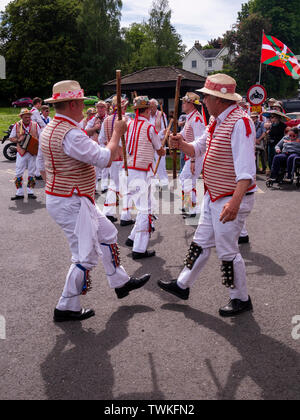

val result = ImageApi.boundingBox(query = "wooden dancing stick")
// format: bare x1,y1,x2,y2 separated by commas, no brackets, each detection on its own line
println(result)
172,74,182,179
153,119,173,177
116,70,128,177
159,101,167,130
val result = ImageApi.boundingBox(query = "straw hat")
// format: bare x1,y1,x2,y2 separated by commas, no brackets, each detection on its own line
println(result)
267,98,276,105
181,92,201,105
95,100,107,107
197,73,242,102
44,80,88,104
111,96,129,108
262,109,290,121
86,107,97,115
19,108,32,117
133,96,150,110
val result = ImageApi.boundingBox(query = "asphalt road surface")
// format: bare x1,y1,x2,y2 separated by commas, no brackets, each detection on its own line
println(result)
0,145,299,401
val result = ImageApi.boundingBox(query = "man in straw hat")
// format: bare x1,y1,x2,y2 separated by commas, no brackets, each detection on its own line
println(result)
122,96,166,260
99,96,134,225
158,73,257,317
9,108,41,200
37,81,151,322
179,92,206,218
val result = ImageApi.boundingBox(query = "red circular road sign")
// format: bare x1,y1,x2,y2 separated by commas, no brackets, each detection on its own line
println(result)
247,84,267,106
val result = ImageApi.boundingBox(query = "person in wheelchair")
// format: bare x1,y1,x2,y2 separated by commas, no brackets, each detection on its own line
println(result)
269,127,300,183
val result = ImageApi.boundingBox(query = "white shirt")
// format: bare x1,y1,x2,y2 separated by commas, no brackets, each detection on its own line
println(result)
10,120,41,139
31,107,46,129
37,113,111,172
149,111,168,139
192,105,256,184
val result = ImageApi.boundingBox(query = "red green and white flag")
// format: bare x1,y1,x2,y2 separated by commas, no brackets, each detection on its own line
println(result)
261,33,300,79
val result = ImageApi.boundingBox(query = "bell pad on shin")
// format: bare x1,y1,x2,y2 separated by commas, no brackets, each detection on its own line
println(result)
184,242,203,270
221,260,235,289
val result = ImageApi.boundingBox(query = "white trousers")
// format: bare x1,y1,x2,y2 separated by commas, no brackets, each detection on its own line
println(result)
15,153,36,195
177,192,255,301
179,157,204,214
46,194,129,312
153,151,169,187
121,170,155,253
103,161,123,217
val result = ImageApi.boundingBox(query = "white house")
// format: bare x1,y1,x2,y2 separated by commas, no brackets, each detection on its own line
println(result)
183,41,229,77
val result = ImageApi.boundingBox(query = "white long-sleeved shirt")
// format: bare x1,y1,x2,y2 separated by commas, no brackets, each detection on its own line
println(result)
37,114,111,172
31,107,46,129
192,105,256,184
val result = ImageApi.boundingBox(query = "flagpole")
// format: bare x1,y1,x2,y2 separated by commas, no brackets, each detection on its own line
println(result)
258,29,264,84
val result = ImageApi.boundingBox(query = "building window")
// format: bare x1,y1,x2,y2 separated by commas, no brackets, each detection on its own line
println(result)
192,60,197,68
208,60,213,68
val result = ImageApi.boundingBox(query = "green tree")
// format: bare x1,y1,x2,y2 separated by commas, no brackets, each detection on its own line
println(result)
223,0,299,97
77,0,124,93
121,0,185,74
0,0,82,101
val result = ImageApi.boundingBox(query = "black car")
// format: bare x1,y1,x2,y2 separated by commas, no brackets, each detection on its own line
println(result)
282,99,300,113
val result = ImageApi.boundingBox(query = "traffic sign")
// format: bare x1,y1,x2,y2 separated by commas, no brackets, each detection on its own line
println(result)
247,84,267,106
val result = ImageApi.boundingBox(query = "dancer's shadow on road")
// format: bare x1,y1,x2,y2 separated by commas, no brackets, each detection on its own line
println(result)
41,305,164,400
161,303,300,400
9,197,45,215
240,244,286,277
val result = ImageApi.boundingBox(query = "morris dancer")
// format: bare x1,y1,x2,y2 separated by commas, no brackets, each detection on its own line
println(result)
99,96,134,225
37,80,150,322
10,108,41,200
149,99,169,189
122,96,165,260
158,74,256,317
86,101,108,194
179,92,206,218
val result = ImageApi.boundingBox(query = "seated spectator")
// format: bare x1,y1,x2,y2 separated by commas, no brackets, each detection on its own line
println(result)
251,112,266,173
270,127,300,182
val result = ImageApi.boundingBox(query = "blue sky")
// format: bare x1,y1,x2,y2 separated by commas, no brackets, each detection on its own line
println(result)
0,0,245,50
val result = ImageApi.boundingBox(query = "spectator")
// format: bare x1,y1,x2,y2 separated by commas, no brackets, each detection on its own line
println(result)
251,112,266,174
263,110,288,170
270,127,300,182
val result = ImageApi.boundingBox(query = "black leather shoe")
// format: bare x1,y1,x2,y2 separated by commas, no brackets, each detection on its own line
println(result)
132,250,156,260
28,194,37,200
120,220,135,227
107,215,118,223
238,235,249,244
11,195,24,201
219,296,253,317
183,213,196,219
125,238,134,247
157,279,190,300
115,274,151,299
53,308,95,322
101,189,108,194
35,176,43,181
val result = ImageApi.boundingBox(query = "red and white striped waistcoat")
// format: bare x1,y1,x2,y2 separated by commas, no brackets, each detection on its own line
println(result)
183,110,203,161
15,120,39,157
125,118,155,172
41,117,96,203
103,113,122,162
203,106,255,202
183,110,203,143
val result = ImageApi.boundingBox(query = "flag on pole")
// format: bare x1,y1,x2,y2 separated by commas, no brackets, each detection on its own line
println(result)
261,33,300,79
